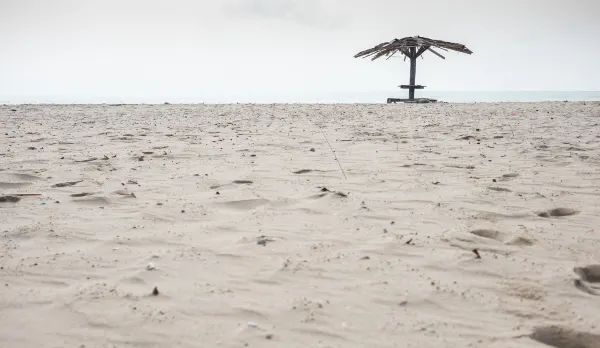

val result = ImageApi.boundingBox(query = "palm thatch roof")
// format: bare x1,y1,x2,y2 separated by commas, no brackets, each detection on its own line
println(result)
354,36,472,61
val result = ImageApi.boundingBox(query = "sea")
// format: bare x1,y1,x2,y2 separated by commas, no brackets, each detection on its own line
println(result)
1,91,600,104
295,90,600,104
396,91,600,104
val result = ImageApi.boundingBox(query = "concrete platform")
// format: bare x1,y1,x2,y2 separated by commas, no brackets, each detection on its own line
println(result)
387,98,438,104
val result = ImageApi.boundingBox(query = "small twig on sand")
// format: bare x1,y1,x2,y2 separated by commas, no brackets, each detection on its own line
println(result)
472,248,482,259
319,128,347,179
304,112,347,179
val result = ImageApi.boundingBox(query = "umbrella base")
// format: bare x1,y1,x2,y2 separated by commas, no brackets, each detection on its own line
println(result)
387,98,437,104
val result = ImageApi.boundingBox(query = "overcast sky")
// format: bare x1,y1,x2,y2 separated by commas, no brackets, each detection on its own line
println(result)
1,0,599,103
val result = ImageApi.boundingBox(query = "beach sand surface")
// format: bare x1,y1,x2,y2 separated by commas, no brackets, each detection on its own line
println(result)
1,102,600,347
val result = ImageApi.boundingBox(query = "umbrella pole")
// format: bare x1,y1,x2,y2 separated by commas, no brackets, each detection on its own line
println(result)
409,55,417,100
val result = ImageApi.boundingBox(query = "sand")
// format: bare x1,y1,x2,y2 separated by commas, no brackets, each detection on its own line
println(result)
1,102,600,348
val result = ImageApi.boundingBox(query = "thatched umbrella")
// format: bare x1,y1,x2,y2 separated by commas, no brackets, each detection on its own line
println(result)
354,36,472,102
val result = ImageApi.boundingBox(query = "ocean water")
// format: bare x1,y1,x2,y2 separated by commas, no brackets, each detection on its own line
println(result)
412,91,600,103
1,91,599,104
306,90,600,104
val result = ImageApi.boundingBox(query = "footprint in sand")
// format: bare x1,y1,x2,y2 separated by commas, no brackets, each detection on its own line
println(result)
72,196,110,205
52,180,83,188
488,186,512,192
0,182,31,189
469,229,534,246
573,265,600,296
470,229,507,242
219,199,269,211
500,173,519,181
529,326,600,348
6,173,43,181
507,236,535,246
0,172,42,189
574,279,599,296
538,208,579,218
574,265,600,283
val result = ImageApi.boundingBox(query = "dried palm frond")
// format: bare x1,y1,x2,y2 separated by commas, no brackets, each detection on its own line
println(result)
354,36,472,61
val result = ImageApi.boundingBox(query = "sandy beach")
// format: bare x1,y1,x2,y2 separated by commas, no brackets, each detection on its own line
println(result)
1,102,600,347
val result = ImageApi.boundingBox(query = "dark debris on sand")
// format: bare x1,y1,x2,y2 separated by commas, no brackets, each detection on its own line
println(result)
318,187,348,198
0,195,21,203
70,192,92,197
52,180,83,188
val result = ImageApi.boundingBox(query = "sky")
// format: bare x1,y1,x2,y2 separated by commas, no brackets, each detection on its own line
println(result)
1,0,599,103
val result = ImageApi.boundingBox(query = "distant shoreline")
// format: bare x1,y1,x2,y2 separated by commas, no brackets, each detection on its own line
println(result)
1,91,600,105
2,101,600,107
